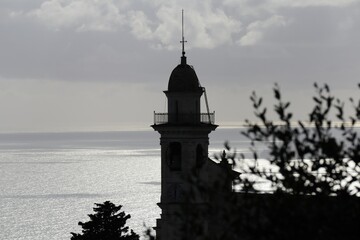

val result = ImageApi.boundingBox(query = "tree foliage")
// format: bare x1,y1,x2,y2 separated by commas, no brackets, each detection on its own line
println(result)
70,201,139,240
240,83,360,196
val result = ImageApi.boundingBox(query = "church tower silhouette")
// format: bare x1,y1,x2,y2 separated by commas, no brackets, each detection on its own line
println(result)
152,10,217,240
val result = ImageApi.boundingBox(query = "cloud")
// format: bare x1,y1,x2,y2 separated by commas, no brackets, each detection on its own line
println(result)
188,8,242,49
29,0,126,32
238,15,288,46
129,3,242,50
22,0,242,49
223,0,359,13
128,11,153,40
6,0,360,50
274,0,359,8
18,0,360,49
150,5,180,49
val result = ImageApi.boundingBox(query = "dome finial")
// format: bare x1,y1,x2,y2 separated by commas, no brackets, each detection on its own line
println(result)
180,9,187,65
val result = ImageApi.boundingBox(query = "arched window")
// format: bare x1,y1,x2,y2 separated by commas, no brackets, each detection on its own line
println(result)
196,144,205,168
167,142,182,171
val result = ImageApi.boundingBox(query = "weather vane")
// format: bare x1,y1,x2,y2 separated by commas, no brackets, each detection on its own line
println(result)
180,9,187,57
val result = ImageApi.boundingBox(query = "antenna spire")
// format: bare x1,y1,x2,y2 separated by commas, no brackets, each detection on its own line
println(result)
180,9,187,65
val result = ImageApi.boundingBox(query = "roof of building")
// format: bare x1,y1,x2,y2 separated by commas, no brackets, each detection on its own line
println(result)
168,56,202,92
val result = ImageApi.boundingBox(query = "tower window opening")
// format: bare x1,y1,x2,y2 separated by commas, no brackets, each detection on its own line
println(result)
196,144,205,168
167,142,182,171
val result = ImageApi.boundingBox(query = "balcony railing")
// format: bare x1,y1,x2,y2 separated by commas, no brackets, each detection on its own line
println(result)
154,112,215,125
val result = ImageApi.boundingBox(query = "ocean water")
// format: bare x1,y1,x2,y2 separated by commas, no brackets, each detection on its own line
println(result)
0,128,249,240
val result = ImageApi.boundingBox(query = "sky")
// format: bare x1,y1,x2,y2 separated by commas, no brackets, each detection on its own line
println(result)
0,0,360,133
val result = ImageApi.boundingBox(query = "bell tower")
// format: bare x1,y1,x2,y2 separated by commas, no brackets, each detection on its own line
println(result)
152,10,217,240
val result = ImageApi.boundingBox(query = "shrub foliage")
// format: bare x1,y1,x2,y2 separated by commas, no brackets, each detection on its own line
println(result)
71,201,139,240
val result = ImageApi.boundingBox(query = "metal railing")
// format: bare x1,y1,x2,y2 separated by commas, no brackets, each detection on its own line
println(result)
154,112,215,125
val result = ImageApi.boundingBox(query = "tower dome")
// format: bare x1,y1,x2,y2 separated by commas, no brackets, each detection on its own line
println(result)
168,58,202,92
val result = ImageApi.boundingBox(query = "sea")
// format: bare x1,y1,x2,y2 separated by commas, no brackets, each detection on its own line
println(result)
0,128,250,240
